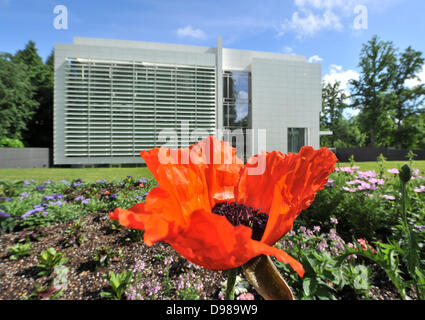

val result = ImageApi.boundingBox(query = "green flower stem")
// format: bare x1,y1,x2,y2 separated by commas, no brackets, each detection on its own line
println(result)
225,268,238,300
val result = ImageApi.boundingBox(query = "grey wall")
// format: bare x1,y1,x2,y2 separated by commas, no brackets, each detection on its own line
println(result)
251,58,321,153
0,148,50,168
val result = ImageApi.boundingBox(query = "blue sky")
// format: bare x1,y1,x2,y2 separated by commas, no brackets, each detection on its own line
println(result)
1,0,425,90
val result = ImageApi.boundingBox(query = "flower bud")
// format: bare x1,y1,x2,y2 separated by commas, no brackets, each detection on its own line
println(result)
399,164,412,183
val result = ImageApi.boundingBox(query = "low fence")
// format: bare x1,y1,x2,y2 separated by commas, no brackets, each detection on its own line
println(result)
335,147,425,162
0,148,50,169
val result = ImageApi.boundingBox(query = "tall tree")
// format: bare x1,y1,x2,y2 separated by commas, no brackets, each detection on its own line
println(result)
350,35,397,147
0,53,39,140
13,42,54,148
321,81,348,130
321,81,366,147
387,46,425,148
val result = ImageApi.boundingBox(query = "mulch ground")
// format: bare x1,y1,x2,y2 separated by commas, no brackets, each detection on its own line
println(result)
0,210,226,300
0,209,405,300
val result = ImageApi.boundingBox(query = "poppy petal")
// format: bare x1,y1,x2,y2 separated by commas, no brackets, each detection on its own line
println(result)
158,208,304,276
237,147,337,245
189,136,244,206
141,136,243,211
141,147,211,217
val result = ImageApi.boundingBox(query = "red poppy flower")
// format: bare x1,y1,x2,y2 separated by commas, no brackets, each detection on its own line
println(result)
357,238,377,254
109,136,337,277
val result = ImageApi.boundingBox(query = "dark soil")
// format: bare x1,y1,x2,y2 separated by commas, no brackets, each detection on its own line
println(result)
0,209,407,300
0,210,226,300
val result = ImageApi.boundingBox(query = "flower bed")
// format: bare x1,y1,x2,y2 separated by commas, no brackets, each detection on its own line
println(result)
0,160,424,300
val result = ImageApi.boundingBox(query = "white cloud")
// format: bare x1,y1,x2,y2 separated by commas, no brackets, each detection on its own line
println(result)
282,46,294,54
308,55,324,63
405,66,425,88
278,9,343,38
278,0,400,38
176,25,207,40
323,64,360,95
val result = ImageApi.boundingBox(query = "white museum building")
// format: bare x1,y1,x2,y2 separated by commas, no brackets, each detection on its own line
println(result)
54,37,322,165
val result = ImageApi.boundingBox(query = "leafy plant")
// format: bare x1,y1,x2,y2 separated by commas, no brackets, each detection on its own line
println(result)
62,218,87,247
22,283,62,300
7,242,32,260
93,246,122,267
37,248,69,276
100,270,133,300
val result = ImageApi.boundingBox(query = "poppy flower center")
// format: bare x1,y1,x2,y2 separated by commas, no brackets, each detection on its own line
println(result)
211,202,268,241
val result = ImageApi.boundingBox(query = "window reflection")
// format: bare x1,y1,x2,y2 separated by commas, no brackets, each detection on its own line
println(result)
288,128,306,153
223,71,250,129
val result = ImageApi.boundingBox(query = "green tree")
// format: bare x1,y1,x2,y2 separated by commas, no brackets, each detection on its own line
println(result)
350,35,397,147
387,46,425,148
0,53,39,141
13,42,54,148
320,81,366,148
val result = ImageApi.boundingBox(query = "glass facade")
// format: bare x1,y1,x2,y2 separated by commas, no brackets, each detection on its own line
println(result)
222,71,251,160
288,128,307,153
223,71,250,129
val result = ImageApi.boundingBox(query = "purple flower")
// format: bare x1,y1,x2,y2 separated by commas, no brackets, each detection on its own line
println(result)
42,195,55,201
387,168,399,175
54,194,64,199
317,239,328,252
24,180,31,185
0,212,11,218
164,256,174,265
325,179,335,187
0,197,13,201
21,207,44,219
135,195,143,200
19,192,30,200
74,196,85,201
81,198,90,204
313,226,321,233
49,200,64,207
133,260,146,273
36,185,46,191
96,179,107,184
61,179,68,184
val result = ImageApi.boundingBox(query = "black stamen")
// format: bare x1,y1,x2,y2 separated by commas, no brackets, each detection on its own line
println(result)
211,202,268,241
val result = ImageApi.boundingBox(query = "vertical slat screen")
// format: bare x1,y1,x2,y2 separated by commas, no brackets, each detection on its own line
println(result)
64,58,216,158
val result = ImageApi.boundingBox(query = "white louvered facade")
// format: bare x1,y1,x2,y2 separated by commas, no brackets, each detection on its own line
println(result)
64,58,216,158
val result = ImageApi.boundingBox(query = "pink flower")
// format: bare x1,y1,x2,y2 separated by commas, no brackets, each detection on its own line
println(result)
237,292,255,300
387,168,399,175
382,195,395,201
343,187,357,193
330,217,338,225
414,185,425,193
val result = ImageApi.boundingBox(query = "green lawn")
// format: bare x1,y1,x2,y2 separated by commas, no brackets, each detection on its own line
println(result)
0,167,154,183
338,160,425,173
0,160,424,183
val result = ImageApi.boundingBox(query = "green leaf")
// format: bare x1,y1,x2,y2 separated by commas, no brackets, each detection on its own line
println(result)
303,278,311,296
